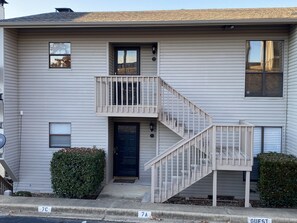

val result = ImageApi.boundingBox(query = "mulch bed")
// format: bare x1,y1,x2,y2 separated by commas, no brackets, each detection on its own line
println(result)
165,196,261,207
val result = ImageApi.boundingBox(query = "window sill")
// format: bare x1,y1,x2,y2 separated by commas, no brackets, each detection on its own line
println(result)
243,96,285,101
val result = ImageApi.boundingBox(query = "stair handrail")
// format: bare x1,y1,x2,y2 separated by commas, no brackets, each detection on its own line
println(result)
145,122,254,171
144,125,213,170
159,78,213,124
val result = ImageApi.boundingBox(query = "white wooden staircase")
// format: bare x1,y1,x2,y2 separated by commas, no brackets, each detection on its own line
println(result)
96,76,254,207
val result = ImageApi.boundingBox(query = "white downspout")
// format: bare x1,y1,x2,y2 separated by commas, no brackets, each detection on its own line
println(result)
0,3,6,138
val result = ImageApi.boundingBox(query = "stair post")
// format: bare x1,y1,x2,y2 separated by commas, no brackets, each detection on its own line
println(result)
245,171,250,208
156,77,161,114
212,126,217,206
151,163,156,203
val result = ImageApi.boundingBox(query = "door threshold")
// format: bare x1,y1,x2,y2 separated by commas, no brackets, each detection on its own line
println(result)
113,177,138,184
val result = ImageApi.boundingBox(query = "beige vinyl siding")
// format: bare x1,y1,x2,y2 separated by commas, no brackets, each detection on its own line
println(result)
3,29,20,180
287,25,297,156
140,45,158,76
16,29,109,192
159,26,288,127
157,26,288,199
14,26,289,195
158,122,182,155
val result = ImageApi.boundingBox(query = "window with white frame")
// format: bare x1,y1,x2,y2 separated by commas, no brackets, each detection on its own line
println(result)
49,42,71,68
248,127,282,181
49,123,71,148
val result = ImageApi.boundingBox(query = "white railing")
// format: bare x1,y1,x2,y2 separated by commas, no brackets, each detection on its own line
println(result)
214,124,254,169
95,76,212,128
146,126,213,203
159,79,212,138
144,123,253,203
96,76,159,116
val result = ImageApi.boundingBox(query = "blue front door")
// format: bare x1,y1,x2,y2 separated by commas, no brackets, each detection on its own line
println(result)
114,123,140,177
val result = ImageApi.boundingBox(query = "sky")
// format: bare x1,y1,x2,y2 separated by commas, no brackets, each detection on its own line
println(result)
4,0,297,19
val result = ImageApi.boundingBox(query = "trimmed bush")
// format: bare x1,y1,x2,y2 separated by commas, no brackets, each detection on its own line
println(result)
258,152,297,207
50,147,105,198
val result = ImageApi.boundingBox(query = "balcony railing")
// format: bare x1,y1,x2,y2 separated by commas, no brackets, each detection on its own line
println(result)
96,76,159,117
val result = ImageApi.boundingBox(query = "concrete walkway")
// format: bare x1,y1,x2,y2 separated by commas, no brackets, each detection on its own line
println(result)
0,195,296,223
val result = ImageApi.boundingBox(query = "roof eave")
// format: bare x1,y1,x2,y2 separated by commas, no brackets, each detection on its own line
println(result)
0,19,297,28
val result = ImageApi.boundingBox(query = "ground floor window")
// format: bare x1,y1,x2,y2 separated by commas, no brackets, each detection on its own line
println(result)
247,127,282,181
49,122,71,148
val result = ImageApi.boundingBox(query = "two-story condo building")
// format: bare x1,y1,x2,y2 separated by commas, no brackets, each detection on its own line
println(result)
1,4,297,207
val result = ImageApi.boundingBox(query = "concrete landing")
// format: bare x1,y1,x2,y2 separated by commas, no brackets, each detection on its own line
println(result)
98,181,150,201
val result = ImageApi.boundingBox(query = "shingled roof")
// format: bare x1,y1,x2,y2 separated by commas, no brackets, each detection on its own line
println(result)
1,7,297,27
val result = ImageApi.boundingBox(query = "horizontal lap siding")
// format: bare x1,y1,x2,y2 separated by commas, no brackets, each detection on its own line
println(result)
287,25,297,156
159,27,288,127
3,29,20,180
16,28,160,192
158,26,289,199
17,29,109,192
141,45,157,76
14,26,290,195
158,123,182,155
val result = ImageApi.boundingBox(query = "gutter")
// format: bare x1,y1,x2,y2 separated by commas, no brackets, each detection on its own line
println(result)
0,18,297,28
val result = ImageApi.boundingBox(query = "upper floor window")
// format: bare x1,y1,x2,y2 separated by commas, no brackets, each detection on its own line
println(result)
49,122,71,148
245,41,283,97
49,42,71,68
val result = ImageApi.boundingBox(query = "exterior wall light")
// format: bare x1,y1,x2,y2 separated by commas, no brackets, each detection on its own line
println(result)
150,122,155,132
152,45,157,55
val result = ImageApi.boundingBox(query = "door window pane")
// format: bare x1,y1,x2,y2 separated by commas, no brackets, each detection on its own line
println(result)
116,50,125,75
126,50,137,75
246,41,263,72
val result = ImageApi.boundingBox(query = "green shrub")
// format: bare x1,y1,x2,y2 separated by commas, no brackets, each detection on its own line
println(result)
50,147,105,198
14,191,32,197
258,152,297,208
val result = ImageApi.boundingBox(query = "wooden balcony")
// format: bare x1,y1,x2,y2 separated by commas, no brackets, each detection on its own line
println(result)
96,76,159,117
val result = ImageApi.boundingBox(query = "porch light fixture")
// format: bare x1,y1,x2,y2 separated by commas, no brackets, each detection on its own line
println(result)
152,45,157,55
149,122,155,132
